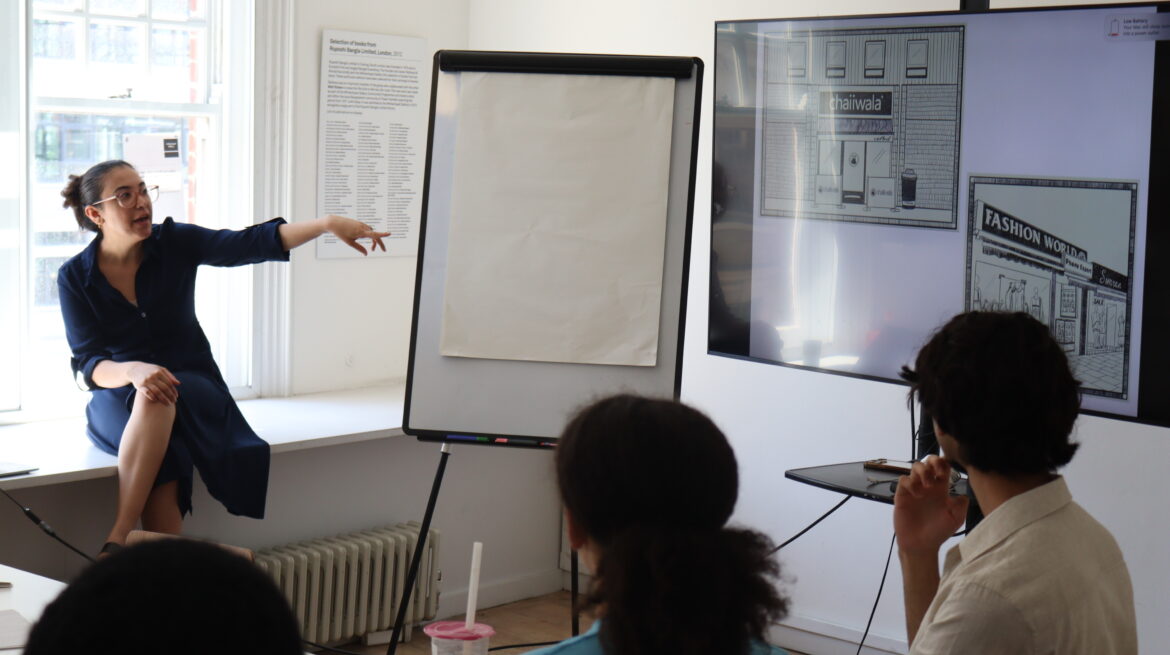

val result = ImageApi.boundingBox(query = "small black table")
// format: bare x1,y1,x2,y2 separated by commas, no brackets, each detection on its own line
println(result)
785,460,969,505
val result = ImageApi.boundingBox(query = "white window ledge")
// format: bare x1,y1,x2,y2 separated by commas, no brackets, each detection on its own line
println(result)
0,384,405,491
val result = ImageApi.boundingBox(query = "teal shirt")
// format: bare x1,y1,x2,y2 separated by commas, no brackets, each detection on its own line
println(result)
527,621,789,655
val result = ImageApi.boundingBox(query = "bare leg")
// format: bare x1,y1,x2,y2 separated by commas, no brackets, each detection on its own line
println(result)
141,480,183,535
105,393,176,546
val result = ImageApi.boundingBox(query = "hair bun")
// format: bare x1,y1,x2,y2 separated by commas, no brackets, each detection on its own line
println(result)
61,174,83,209
61,160,133,232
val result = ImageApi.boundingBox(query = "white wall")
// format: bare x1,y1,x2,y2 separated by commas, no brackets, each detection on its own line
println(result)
280,0,566,613
288,0,465,395
277,0,567,614
183,437,564,619
468,1,1170,653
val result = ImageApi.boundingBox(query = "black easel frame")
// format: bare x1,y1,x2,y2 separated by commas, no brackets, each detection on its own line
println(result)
385,444,451,655
402,50,701,448
390,50,702,652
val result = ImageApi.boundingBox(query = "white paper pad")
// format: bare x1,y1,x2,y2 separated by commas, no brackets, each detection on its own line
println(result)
440,71,675,366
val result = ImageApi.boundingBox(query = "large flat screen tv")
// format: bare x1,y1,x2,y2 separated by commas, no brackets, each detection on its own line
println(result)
711,3,1170,427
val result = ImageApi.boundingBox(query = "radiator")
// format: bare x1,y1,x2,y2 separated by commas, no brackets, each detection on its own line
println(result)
254,521,441,646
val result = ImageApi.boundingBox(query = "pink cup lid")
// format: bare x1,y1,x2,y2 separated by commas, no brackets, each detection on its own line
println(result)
423,621,496,641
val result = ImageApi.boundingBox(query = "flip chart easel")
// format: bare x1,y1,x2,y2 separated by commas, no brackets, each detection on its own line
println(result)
387,50,702,653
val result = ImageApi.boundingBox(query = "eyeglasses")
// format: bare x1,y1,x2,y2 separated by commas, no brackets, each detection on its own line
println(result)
90,184,159,209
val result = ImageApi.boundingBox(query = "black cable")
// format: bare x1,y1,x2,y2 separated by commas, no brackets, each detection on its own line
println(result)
910,387,918,461
0,486,96,564
770,495,850,554
855,533,896,655
488,641,559,651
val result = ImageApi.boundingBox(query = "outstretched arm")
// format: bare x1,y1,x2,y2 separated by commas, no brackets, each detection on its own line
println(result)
278,215,391,255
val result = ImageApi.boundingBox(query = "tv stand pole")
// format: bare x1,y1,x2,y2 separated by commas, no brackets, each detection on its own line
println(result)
960,0,990,10
386,443,452,655
570,550,580,635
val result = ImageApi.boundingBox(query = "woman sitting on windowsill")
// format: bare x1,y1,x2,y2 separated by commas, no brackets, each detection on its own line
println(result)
57,159,389,556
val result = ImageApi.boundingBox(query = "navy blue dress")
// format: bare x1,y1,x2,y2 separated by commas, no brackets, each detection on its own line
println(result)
57,217,289,519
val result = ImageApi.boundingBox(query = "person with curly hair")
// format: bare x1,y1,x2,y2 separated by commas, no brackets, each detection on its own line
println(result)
530,394,790,655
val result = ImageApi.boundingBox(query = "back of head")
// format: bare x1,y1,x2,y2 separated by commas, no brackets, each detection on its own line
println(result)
902,311,1081,475
25,539,303,655
556,394,788,655
60,159,134,232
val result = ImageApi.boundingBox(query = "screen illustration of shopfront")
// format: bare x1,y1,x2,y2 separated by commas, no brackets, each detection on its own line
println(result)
966,176,1138,398
760,25,963,228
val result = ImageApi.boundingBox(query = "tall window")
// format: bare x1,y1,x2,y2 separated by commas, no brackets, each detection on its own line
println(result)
2,0,255,418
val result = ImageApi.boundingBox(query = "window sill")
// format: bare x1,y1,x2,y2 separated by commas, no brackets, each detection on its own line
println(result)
0,384,406,491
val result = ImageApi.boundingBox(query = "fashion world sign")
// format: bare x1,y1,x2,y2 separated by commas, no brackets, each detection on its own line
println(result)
979,202,1089,261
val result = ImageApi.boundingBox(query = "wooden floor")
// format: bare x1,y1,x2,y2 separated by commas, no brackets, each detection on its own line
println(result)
322,591,809,655
328,590,592,655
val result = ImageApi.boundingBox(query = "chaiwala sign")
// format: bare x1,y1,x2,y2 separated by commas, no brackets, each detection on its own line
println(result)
820,90,893,116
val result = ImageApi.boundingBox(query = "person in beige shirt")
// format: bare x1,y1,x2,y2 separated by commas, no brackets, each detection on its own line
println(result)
894,311,1137,655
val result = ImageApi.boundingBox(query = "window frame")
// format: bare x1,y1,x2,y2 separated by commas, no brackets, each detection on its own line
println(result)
1,0,293,423
0,1,30,416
